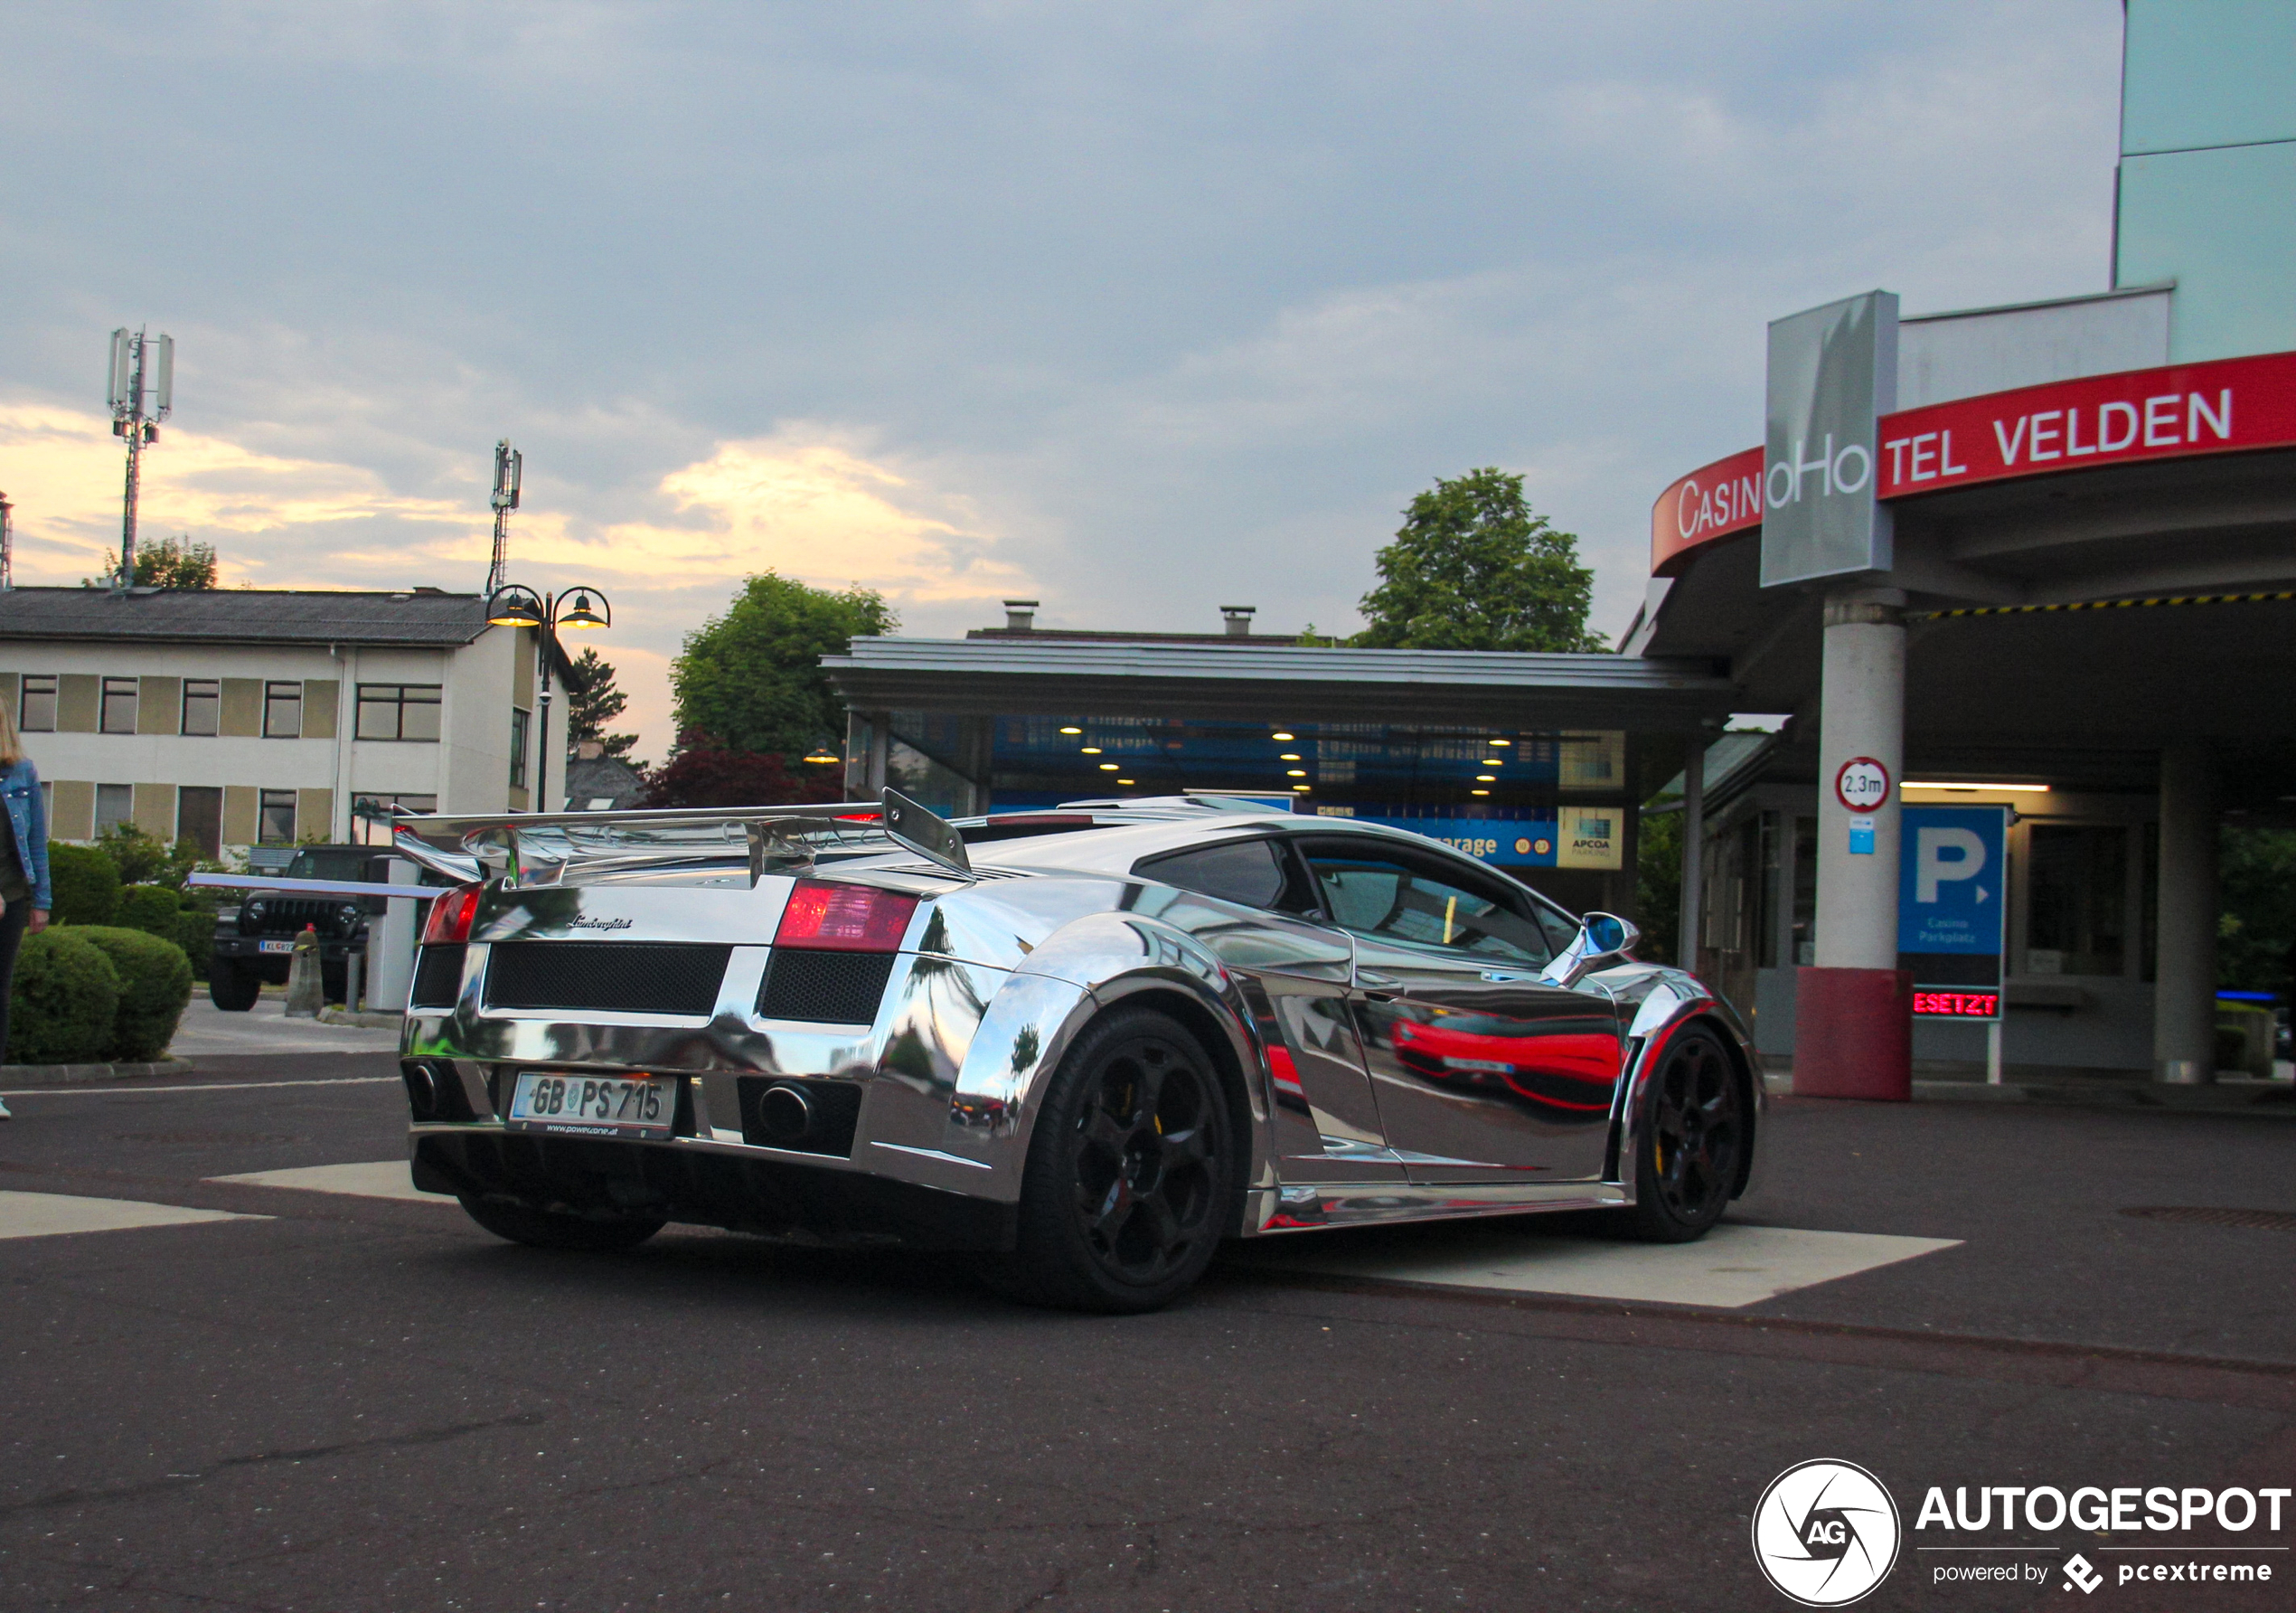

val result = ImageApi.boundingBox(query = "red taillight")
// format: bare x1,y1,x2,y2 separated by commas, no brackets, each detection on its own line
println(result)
423,885,482,945
774,880,917,952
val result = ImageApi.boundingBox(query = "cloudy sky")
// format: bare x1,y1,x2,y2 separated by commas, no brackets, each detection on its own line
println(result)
0,2,2125,758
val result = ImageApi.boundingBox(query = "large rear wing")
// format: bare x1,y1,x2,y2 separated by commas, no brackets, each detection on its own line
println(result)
389,788,974,887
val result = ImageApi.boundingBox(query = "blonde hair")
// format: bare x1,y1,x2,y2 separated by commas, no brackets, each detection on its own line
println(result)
0,698,21,768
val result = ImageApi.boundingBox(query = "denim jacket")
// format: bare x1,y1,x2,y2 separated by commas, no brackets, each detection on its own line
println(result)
0,758,52,911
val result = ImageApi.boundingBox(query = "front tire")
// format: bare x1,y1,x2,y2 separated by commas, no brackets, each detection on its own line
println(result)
459,1195,666,1252
987,1006,1234,1314
1623,1023,1746,1243
208,959,261,1012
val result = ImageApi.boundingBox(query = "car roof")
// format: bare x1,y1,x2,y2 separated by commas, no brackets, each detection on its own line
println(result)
965,803,1567,898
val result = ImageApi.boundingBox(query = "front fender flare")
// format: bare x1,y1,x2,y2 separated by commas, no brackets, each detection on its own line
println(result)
1608,968,1764,1202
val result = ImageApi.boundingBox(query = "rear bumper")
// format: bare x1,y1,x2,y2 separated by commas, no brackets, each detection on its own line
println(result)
412,1129,1015,1251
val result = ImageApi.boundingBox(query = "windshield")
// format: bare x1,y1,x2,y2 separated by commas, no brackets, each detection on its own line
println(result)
286,850,372,882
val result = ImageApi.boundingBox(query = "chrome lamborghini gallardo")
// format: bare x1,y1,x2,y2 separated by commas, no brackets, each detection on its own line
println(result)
394,792,1761,1313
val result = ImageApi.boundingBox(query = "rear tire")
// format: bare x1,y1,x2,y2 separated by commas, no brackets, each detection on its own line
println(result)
983,1006,1234,1314
459,1195,666,1252
1623,1023,1746,1243
208,960,261,1012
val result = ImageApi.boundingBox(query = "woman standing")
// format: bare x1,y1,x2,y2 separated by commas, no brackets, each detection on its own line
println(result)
0,701,51,1119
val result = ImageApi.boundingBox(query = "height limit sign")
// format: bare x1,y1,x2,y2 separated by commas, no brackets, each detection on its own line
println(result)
1835,757,1889,854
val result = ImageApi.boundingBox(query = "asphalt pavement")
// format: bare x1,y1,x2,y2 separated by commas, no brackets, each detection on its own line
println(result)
1,1061,2291,1612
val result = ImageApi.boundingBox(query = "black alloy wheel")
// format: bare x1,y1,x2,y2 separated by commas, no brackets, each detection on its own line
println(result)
991,1006,1233,1313
458,1195,666,1252
1624,1023,1745,1242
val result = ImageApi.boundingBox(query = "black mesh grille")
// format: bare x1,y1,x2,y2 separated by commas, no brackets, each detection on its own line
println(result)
409,945,466,1009
757,949,897,1023
244,897,351,937
484,942,729,1016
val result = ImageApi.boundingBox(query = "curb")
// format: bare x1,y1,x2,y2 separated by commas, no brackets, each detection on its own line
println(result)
0,1059,198,1088
1768,1072,2296,1116
316,1009,404,1029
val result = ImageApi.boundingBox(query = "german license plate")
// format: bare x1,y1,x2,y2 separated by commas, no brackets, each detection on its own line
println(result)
259,939,295,955
506,1071,677,1139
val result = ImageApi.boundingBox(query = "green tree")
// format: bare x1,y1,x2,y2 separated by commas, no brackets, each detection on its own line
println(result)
670,572,896,757
565,647,643,766
2218,825,2296,997
136,536,219,589
86,535,219,590
1633,806,1682,967
1353,468,1607,652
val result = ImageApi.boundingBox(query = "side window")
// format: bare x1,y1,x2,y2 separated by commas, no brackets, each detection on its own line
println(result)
1530,901,1582,956
1298,840,1552,966
1135,839,1292,910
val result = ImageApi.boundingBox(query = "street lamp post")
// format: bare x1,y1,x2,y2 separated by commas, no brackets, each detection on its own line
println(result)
485,583,612,814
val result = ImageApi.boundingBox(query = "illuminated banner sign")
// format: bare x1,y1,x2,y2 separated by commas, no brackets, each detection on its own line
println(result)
1332,814,1594,869
1761,289,1899,588
1898,805,2007,1021
1651,348,2296,580
1651,446,1764,576
1875,347,2296,498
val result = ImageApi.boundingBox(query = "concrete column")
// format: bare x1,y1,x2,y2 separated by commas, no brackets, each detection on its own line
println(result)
1794,587,1913,1099
865,713,890,797
2153,745,2219,1084
1678,737,1706,973
371,855,421,1010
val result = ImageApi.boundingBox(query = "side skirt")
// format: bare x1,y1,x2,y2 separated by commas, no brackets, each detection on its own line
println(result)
1239,1180,1630,1235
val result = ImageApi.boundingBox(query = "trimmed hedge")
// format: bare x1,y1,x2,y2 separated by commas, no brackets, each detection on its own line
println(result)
6,929,121,1064
47,843,120,926
69,926,194,1061
117,882,182,936
174,907,218,981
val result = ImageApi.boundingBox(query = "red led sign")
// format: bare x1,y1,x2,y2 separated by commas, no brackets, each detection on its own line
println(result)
1914,990,2000,1019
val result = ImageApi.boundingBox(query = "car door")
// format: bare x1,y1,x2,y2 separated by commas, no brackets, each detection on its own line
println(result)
1290,834,1624,1184
1131,836,1403,1184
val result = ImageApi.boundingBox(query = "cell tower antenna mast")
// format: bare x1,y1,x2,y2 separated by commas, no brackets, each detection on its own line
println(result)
107,326,174,588
485,439,522,595
0,490,14,592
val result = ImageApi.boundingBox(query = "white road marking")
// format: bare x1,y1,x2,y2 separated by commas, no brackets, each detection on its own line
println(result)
0,1190,266,1241
1247,1222,1961,1309
0,1077,400,1099
211,1161,450,1203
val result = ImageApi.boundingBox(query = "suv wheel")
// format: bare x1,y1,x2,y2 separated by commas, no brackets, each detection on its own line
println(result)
208,959,261,1012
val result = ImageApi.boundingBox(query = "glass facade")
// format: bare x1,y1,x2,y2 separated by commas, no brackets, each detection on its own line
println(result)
2114,1,2296,361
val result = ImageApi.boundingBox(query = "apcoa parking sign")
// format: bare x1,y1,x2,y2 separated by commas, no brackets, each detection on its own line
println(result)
1897,806,2007,1019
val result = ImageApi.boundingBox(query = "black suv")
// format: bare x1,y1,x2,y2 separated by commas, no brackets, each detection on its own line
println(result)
209,845,391,1011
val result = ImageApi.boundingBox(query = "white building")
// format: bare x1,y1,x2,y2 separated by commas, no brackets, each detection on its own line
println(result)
0,587,570,854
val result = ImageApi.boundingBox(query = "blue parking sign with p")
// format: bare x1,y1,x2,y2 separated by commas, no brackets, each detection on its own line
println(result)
1897,806,2007,1018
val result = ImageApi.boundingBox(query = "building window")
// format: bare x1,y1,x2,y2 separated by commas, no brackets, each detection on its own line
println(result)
259,789,298,844
509,707,531,789
96,783,134,835
355,684,443,741
351,792,439,846
2026,824,2128,977
263,682,303,739
182,679,221,736
100,677,139,734
177,786,223,859
19,675,56,733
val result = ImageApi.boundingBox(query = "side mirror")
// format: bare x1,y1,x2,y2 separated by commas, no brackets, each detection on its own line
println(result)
1539,910,1642,988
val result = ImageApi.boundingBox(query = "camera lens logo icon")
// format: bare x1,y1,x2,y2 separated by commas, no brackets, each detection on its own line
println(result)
1751,1459,1901,1607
